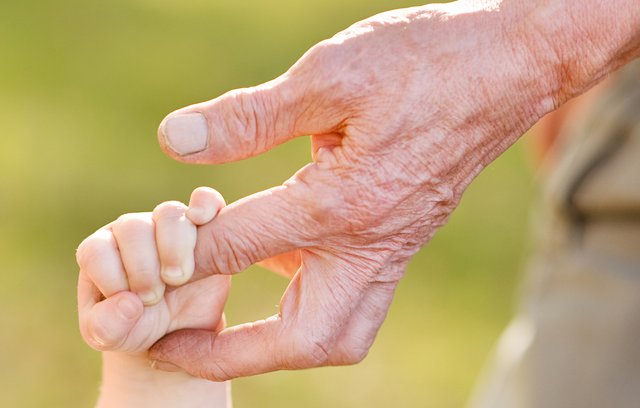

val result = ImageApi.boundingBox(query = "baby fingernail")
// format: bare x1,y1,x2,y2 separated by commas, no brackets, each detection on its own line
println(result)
139,287,163,306
162,266,183,280
159,112,208,155
160,266,184,285
93,334,106,348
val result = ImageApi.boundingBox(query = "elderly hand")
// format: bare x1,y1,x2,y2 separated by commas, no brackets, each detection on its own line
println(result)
149,0,640,380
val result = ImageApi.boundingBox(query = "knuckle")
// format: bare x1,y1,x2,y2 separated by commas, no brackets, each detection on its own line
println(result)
114,213,152,232
289,335,331,368
248,89,277,152
296,40,343,78
330,335,375,366
219,88,273,156
76,231,111,269
290,166,394,239
286,41,353,129
341,346,369,365
201,360,234,382
307,192,347,232
153,201,186,221
199,225,259,275
308,187,375,238
297,35,379,104
286,166,348,237
75,238,95,268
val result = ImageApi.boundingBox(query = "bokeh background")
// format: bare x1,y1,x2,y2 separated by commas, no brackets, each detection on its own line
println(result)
0,1,538,406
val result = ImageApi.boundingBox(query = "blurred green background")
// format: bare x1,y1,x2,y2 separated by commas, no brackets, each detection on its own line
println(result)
0,0,537,406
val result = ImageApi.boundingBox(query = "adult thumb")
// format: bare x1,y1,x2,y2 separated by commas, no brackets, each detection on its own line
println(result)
157,63,341,165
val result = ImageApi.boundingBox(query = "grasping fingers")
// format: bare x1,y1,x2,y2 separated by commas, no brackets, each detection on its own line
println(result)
153,187,225,286
77,271,144,351
111,214,164,306
77,229,144,351
186,186,225,225
149,250,374,380
77,187,228,355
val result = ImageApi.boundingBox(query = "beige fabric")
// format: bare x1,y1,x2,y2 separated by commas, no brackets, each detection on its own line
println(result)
468,61,640,408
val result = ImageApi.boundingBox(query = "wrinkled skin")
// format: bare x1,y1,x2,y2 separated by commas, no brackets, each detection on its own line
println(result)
149,0,640,381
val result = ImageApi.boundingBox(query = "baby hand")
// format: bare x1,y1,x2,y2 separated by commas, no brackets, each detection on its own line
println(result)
76,187,229,354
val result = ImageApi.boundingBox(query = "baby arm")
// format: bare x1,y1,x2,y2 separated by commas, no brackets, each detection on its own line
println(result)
76,187,231,408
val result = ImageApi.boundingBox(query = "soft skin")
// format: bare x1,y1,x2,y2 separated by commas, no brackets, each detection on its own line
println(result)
77,188,231,408
149,0,640,381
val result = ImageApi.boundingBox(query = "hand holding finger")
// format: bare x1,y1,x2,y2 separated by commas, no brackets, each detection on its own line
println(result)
149,251,372,380
111,213,165,306
154,188,225,286
76,228,129,297
186,186,225,226
78,269,144,351
153,201,196,286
